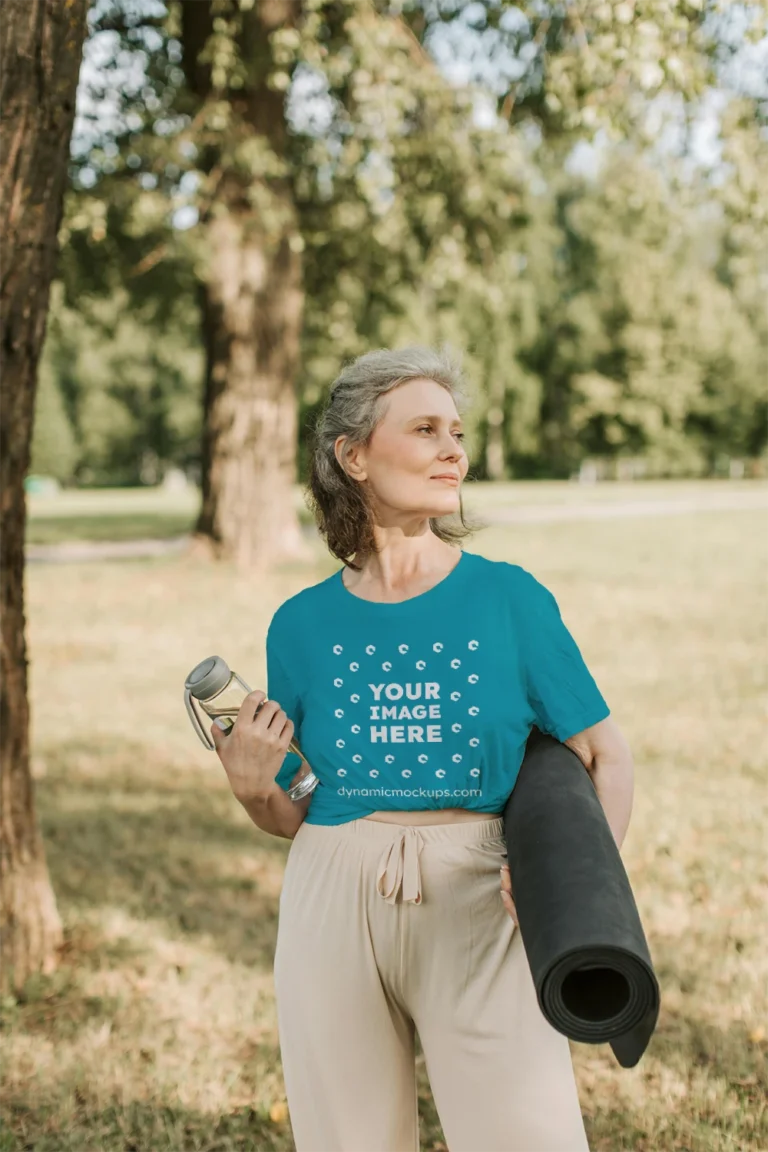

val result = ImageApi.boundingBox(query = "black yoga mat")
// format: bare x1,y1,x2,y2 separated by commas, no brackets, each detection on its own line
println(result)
502,726,660,1069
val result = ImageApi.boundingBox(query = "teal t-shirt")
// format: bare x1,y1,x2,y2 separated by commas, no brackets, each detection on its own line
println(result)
266,549,610,826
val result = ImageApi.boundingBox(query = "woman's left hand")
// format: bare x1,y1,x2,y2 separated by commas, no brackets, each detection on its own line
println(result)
500,863,517,924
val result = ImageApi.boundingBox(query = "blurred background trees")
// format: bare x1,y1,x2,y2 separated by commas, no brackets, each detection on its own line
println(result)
7,0,766,1004
4,0,767,996
31,0,768,527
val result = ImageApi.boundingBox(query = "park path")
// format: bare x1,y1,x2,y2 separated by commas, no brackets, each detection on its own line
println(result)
479,487,768,524
24,488,767,563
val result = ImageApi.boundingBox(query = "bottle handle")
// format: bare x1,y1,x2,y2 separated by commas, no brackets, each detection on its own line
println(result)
185,688,215,750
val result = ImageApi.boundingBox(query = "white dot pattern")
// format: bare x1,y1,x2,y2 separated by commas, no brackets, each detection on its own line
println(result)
327,638,483,783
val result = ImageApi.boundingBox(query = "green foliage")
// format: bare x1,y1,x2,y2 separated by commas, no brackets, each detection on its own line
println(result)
524,152,766,477
38,0,768,487
38,281,202,487
30,348,80,484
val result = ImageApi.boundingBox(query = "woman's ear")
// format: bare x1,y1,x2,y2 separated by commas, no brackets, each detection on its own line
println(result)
339,438,367,482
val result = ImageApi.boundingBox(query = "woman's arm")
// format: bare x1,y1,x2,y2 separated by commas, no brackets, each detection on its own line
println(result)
238,763,313,839
564,716,634,851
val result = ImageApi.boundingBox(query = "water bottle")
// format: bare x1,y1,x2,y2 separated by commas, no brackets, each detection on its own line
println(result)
184,655,319,802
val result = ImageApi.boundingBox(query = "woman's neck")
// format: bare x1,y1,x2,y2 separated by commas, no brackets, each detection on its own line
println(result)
342,542,461,601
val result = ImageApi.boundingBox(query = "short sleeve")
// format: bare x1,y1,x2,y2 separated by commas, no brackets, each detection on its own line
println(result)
516,570,610,742
265,622,304,791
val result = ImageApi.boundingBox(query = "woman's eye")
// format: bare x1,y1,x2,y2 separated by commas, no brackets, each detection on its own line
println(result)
418,425,464,441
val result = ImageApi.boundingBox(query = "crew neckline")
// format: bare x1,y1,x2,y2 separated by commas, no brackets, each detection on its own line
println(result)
334,549,472,609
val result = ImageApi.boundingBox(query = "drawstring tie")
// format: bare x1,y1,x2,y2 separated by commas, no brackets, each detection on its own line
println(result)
376,826,425,905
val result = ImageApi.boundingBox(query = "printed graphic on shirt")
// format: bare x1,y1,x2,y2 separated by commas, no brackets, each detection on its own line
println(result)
331,638,482,781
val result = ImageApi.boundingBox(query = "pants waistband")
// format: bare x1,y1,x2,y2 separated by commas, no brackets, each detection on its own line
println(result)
298,816,505,906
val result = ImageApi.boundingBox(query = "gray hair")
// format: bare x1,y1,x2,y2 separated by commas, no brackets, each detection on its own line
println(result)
305,344,487,570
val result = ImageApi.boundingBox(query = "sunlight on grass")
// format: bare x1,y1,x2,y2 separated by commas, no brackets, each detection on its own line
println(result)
24,479,764,545
3,490,767,1151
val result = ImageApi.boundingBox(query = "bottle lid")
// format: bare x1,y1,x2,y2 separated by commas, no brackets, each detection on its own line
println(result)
185,655,231,701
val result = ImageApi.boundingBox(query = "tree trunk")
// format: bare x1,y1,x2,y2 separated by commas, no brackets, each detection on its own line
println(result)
0,0,89,994
485,404,506,481
182,0,312,574
193,180,309,572
485,355,507,481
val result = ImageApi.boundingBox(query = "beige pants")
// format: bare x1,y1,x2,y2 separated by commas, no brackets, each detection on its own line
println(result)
274,816,590,1152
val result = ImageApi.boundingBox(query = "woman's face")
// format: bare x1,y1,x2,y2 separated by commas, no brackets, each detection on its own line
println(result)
336,377,469,522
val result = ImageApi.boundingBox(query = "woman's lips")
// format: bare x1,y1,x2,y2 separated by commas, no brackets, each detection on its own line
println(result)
431,476,459,484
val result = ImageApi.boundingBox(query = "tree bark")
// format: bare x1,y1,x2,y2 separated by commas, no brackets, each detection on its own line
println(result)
181,0,312,573
0,0,89,994
195,205,308,571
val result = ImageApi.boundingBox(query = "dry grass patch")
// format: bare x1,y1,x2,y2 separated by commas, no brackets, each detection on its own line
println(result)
2,494,766,1151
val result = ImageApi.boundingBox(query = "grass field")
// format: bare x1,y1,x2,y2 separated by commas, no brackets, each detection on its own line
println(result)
3,483,767,1151
24,478,763,544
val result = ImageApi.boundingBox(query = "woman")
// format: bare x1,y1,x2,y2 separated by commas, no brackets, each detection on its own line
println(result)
212,346,620,1151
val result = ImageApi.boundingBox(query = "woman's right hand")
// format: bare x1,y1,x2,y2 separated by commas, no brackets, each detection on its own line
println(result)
210,689,294,804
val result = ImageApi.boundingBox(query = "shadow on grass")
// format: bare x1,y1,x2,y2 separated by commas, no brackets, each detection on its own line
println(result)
14,743,766,1152
578,948,768,1151
1,1091,451,1152
650,951,768,1125
36,739,291,973
1,1096,297,1152
25,513,196,546
25,506,317,547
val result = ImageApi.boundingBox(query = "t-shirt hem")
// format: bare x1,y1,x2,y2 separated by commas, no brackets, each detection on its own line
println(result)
303,809,504,827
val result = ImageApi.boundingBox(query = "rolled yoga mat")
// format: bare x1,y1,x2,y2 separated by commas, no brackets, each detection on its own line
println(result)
502,726,660,1069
